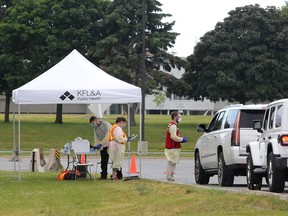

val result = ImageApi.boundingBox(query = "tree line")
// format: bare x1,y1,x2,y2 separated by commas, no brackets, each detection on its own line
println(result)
183,4,288,104
0,0,188,123
1,1,288,124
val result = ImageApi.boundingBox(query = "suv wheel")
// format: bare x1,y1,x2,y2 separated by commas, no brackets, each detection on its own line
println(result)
267,152,285,193
195,152,210,184
218,152,234,186
246,153,262,190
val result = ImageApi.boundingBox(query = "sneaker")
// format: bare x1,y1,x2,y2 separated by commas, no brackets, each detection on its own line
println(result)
167,178,175,182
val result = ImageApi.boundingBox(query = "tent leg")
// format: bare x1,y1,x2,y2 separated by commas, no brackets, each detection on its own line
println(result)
13,107,16,172
18,104,21,181
139,102,142,178
127,103,131,177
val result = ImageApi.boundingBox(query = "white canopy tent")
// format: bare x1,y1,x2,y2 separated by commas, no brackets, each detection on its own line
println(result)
12,49,141,104
12,49,142,179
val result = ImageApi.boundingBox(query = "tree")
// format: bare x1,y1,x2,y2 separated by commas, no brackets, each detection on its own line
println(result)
153,91,166,114
0,0,44,122
41,0,107,123
282,2,288,14
0,0,107,122
183,5,288,104
0,0,11,20
91,0,191,125
153,91,166,108
0,0,11,122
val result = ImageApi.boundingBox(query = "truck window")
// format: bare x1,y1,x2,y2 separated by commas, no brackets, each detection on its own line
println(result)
275,104,283,128
269,107,275,129
263,109,270,131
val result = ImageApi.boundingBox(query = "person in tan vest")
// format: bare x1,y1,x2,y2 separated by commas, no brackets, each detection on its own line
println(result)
108,117,128,180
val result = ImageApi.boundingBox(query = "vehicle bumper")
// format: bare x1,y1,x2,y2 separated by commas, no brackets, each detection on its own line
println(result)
275,156,288,169
225,146,246,165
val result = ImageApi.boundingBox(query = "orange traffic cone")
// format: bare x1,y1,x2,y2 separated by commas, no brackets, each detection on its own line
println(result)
129,154,139,173
80,154,86,164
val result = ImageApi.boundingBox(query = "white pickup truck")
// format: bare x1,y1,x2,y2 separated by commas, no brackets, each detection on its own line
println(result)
246,99,288,193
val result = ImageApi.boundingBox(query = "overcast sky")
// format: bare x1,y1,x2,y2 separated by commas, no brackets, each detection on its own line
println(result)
158,0,286,57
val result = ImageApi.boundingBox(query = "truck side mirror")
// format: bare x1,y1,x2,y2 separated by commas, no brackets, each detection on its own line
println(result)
197,124,207,132
253,120,263,133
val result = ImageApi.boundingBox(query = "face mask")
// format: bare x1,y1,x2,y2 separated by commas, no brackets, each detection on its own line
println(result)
176,117,182,123
122,123,126,128
91,123,99,128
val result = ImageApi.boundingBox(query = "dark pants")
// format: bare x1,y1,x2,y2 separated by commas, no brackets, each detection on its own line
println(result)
100,147,109,179
116,168,123,180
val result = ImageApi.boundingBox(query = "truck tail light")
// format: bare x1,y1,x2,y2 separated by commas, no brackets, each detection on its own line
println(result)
231,112,241,146
280,135,288,146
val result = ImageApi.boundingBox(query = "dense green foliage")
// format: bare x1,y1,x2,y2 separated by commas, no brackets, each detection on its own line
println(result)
0,0,107,87
183,4,288,104
0,0,108,122
92,0,190,97
0,0,191,124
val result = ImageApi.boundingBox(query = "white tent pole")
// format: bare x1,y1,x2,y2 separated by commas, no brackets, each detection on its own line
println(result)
139,102,142,178
127,103,131,177
139,101,142,141
18,104,21,181
13,106,16,172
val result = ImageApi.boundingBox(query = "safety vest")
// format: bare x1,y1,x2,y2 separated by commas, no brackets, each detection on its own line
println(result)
109,124,127,141
109,124,118,141
165,122,181,149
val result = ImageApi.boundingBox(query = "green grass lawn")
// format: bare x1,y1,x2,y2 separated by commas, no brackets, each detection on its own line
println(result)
1,114,288,215
0,171,288,216
0,114,212,153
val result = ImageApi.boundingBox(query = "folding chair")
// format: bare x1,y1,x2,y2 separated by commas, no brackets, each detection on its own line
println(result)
70,149,94,180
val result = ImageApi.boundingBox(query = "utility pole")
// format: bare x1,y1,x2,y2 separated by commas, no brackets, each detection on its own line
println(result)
141,0,147,141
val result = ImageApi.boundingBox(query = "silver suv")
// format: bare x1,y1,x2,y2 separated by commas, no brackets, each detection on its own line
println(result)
194,104,267,186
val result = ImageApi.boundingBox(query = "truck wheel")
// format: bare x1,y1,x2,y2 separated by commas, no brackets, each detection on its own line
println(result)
246,153,262,190
195,152,210,184
267,152,285,193
218,152,234,186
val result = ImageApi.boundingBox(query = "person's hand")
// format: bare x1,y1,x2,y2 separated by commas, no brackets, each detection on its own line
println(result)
181,136,188,143
94,144,102,149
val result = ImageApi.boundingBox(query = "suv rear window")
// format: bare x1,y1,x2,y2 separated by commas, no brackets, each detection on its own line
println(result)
239,110,265,128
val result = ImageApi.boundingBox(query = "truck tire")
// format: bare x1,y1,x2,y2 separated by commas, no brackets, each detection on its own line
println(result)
246,153,262,190
195,152,210,184
267,152,285,193
218,152,234,186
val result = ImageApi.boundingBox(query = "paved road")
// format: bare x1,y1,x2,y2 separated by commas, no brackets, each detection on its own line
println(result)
1,155,288,199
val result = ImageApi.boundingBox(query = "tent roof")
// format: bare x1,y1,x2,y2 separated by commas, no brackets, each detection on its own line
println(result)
12,49,141,104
